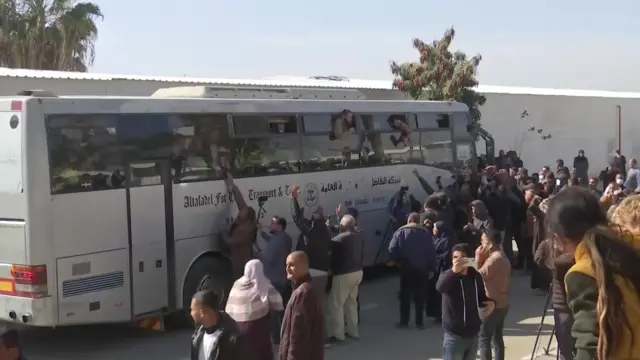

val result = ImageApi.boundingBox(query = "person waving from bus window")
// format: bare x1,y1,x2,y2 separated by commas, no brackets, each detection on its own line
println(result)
290,185,331,274
222,173,257,279
387,114,412,148
329,110,357,166
190,124,231,177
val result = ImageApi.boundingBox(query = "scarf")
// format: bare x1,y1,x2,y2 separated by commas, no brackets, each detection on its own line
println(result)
225,259,283,322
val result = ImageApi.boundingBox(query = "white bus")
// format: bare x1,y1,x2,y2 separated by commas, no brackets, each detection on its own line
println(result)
0,85,477,327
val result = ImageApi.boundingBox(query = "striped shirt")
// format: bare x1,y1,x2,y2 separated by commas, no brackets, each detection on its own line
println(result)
225,282,284,322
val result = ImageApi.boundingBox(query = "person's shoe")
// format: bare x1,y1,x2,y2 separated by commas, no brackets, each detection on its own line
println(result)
395,322,409,329
327,336,344,344
416,323,425,330
346,333,360,340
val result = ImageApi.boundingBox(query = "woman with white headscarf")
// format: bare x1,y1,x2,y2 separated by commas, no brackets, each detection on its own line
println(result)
226,259,284,360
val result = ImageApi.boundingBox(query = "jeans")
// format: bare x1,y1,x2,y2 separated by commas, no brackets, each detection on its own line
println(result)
554,310,575,360
479,307,508,360
443,332,478,360
270,282,291,345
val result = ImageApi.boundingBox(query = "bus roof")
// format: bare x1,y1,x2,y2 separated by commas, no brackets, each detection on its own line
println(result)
2,68,640,99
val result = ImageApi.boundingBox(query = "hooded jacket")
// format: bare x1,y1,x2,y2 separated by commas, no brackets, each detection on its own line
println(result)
565,230,640,360
433,221,455,273
436,267,491,337
480,186,510,231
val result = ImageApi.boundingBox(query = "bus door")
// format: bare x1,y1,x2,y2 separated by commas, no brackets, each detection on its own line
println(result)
125,159,175,317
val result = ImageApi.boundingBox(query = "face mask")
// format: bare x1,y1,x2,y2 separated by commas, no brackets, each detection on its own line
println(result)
616,179,623,185
481,175,488,185
555,179,561,186
537,174,543,182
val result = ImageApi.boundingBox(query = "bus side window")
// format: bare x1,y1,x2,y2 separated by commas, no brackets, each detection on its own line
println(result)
175,114,230,183
46,115,123,194
359,114,418,166
229,136,302,177
229,115,300,178
418,129,454,170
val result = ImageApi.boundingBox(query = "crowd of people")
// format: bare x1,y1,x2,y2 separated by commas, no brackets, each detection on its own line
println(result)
185,148,640,360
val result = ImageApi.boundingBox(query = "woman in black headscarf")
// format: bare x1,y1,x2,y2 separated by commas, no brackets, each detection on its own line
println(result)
426,221,456,323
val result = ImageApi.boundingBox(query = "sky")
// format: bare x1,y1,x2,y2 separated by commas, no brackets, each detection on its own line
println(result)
91,0,640,91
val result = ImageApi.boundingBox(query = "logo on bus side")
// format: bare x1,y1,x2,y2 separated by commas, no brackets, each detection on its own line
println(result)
371,176,401,187
304,183,319,207
183,192,234,208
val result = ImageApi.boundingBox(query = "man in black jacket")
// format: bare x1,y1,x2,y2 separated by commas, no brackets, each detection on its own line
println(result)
437,243,494,360
190,290,253,360
291,185,331,273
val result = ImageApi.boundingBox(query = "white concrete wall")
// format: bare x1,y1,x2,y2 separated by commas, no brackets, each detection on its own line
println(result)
480,93,640,176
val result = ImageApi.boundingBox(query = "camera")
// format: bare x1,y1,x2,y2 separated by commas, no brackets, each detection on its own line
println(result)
258,195,268,207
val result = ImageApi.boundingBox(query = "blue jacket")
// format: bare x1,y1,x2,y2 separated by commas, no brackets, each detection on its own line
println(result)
388,223,436,272
387,192,410,222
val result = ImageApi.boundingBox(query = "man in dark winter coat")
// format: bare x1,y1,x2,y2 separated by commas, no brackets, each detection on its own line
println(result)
291,185,331,273
573,150,589,185
190,290,253,360
388,213,436,328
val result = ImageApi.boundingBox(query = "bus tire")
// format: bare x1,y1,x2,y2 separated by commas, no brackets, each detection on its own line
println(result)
171,255,232,327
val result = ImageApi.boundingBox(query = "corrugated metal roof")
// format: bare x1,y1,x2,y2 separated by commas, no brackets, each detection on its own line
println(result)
2,67,640,99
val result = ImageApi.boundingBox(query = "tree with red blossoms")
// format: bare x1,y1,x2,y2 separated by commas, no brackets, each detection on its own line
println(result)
390,27,486,128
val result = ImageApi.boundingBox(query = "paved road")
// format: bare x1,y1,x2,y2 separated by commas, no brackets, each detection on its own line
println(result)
20,270,559,360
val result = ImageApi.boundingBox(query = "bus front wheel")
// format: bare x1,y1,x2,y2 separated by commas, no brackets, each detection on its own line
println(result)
174,255,233,327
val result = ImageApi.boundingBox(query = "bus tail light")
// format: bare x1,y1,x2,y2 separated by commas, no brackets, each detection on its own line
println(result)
0,265,49,298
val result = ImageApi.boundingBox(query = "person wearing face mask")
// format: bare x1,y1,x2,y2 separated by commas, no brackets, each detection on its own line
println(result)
573,149,589,185
604,173,625,197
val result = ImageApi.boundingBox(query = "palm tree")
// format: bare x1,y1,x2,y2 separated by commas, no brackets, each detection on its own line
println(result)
0,0,102,72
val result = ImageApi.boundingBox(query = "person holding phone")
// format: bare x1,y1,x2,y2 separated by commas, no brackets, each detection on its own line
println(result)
437,243,494,360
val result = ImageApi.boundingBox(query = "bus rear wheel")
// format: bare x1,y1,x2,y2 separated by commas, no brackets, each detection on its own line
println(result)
170,255,232,328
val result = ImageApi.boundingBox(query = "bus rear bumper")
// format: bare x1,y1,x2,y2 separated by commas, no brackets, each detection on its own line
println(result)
0,295,54,326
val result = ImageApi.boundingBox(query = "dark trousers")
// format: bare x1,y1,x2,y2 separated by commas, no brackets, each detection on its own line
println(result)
530,263,551,291
271,282,291,345
425,274,441,321
554,310,575,360
399,266,427,326
521,236,534,271
479,307,508,360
